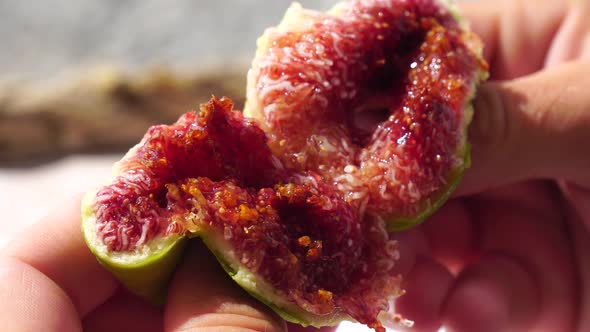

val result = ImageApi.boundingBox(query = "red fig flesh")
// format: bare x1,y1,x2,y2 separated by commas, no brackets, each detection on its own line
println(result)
82,0,488,331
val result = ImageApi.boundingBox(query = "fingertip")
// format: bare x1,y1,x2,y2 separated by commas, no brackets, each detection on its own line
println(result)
394,258,453,332
455,83,517,197
164,241,286,332
422,199,475,274
458,63,590,196
390,228,430,277
442,273,509,332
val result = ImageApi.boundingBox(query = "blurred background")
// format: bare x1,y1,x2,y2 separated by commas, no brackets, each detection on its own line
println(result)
0,1,473,331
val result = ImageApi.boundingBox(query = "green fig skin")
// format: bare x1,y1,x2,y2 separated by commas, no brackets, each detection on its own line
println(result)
199,230,353,327
82,192,190,304
98,238,187,305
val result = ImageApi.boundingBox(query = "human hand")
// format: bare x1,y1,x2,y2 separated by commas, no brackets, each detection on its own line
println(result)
392,0,590,331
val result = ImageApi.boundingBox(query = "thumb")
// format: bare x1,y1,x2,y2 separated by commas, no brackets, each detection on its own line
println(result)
457,61,590,196
164,241,286,332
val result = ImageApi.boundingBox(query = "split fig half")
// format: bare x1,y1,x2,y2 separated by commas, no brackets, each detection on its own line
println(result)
82,97,285,304
82,0,488,331
244,0,488,230
82,97,404,330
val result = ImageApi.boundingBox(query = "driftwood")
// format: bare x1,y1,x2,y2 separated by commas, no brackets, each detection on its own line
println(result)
0,66,247,166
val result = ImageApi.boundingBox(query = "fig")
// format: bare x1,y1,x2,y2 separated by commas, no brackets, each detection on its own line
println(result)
82,97,405,330
82,0,488,331
82,97,285,304
244,0,488,230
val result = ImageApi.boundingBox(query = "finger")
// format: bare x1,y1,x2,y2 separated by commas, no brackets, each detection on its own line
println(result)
459,0,567,79
2,194,118,317
454,182,577,331
394,257,454,332
83,289,163,332
390,227,430,277
164,241,286,332
456,61,590,196
545,0,590,66
421,199,476,274
0,255,82,331
394,200,475,332
442,254,539,332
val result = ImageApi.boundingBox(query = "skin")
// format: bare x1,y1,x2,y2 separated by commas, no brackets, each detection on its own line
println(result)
1,0,589,331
